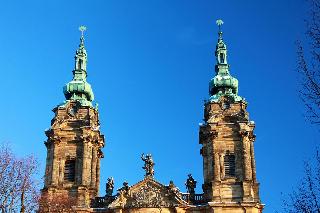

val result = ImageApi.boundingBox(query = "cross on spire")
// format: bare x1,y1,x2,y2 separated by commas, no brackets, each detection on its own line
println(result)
216,19,223,30
216,19,224,40
79,25,87,37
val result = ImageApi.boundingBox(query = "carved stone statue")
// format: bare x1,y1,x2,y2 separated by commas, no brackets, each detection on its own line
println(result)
141,153,155,177
118,181,130,194
168,180,175,190
185,174,197,195
168,180,179,195
106,177,114,196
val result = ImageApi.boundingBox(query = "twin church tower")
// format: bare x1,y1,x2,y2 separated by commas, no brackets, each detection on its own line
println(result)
41,22,264,212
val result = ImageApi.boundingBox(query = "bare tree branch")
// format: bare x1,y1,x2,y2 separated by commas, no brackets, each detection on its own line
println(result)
0,144,39,212
297,0,320,125
38,193,77,213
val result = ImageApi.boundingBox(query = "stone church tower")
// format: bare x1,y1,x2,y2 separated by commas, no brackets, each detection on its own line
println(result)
41,28,105,207
199,21,263,211
40,22,264,213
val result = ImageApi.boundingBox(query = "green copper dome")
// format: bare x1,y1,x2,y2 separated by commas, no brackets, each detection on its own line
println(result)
62,27,95,107
209,20,243,102
209,72,239,95
63,79,94,106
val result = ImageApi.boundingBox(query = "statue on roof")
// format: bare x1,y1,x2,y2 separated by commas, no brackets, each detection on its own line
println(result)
185,174,197,195
106,177,114,196
141,153,155,178
119,181,130,194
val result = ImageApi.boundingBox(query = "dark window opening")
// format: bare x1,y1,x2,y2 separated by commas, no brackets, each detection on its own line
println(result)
64,159,75,182
220,53,225,64
79,59,83,69
224,152,235,177
222,102,230,109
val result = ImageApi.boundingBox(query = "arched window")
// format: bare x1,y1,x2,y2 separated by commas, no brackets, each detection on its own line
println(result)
224,151,235,177
78,59,83,69
220,53,225,64
64,159,75,182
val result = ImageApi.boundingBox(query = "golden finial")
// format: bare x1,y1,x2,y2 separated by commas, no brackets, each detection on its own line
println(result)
216,19,224,39
216,19,224,26
79,25,87,37
216,19,224,32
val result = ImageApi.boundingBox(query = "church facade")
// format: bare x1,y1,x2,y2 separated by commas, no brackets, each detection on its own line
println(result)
41,22,264,213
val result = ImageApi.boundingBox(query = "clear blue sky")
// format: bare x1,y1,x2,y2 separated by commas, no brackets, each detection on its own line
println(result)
0,0,315,212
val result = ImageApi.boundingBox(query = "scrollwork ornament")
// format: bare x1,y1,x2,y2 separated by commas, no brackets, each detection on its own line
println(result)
97,149,104,158
239,130,250,138
85,135,92,142
82,133,98,143
128,182,171,208
248,133,256,142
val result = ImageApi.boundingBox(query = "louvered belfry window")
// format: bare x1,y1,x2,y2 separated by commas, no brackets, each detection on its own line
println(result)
64,159,76,182
224,152,235,177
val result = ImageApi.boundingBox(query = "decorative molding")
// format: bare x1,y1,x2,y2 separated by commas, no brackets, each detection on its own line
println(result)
109,179,185,209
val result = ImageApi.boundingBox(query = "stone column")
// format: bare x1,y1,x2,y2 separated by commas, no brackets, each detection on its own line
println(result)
52,144,59,186
249,136,257,181
208,151,213,179
203,146,209,183
91,146,97,188
96,156,101,193
209,131,218,181
240,131,252,181
45,145,52,186
58,158,65,184
219,153,225,180
214,152,221,181
82,141,88,185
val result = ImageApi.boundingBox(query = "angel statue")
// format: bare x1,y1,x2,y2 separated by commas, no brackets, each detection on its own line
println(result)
141,153,155,177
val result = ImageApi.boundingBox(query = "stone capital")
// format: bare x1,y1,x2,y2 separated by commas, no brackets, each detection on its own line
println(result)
239,130,255,142
97,149,104,158
249,134,256,142
239,130,250,137
47,135,62,145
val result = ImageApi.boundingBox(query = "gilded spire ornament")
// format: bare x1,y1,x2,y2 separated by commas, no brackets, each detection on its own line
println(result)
216,19,224,26
79,25,87,36
216,19,224,40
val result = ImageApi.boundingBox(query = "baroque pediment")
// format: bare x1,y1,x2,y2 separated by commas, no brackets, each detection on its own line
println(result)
108,177,188,209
